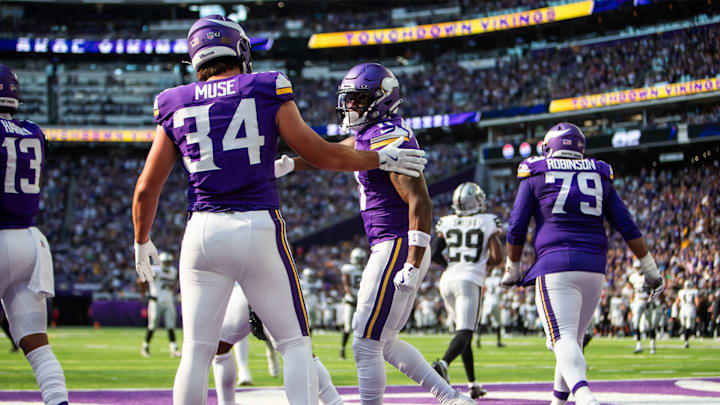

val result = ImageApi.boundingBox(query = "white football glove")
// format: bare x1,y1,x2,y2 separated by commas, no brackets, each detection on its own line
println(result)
394,263,420,293
639,253,664,299
500,259,522,289
274,155,295,178
134,239,159,282
377,137,427,177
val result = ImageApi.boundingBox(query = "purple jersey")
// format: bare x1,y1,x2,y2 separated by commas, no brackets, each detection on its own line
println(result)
0,118,45,229
354,116,419,245
507,156,641,286
154,71,294,212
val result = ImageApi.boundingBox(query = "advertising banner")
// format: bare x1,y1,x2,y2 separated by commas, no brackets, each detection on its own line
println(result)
549,77,720,113
308,1,594,48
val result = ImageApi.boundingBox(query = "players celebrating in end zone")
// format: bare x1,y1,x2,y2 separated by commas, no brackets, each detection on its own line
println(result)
501,122,665,405
431,182,504,399
277,62,475,405
0,64,69,405
131,16,427,405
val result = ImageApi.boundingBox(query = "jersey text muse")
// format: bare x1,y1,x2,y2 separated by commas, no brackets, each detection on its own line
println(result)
154,72,293,213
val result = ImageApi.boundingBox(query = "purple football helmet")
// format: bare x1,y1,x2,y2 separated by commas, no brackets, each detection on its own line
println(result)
0,64,20,114
337,63,402,130
187,15,252,74
542,122,585,159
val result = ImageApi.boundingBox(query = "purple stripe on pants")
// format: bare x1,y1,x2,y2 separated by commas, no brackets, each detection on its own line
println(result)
362,238,400,340
271,210,310,336
368,238,408,340
541,275,561,345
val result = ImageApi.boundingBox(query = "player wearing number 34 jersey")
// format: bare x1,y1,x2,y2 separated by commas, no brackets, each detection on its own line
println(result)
502,122,664,405
132,16,427,405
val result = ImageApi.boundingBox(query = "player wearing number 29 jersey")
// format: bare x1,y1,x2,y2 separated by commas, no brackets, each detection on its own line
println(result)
133,17,427,405
504,122,663,405
0,64,69,405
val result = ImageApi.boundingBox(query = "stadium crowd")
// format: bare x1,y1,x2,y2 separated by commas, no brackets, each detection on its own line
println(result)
295,23,720,126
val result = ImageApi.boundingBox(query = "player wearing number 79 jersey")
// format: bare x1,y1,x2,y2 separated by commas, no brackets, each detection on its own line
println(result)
133,16,427,405
502,122,663,405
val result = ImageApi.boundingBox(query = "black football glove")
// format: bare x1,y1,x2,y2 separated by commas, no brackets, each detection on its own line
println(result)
248,306,268,341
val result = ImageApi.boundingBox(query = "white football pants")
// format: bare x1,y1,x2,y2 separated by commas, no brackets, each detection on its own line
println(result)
173,210,317,405
439,277,482,332
535,271,603,399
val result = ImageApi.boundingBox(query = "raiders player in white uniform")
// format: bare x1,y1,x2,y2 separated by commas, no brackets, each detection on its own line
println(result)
676,280,700,349
430,182,503,399
629,260,658,354
301,268,325,331
340,247,366,359
141,251,180,357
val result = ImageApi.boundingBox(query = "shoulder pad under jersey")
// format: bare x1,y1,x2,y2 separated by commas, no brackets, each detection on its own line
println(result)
517,156,547,179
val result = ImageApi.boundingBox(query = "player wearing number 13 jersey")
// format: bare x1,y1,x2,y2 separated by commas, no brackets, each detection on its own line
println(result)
502,122,664,405
132,17,427,405
0,64,69,405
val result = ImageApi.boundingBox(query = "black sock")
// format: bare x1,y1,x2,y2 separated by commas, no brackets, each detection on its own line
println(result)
649,330,656,340
460,337,475,381
145,329,154,343
341,331,350,348
168,329,176,342
496,327,502,344
442,330,473,365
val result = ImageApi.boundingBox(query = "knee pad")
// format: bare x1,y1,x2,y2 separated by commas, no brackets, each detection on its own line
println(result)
9,311,46,346
274,335,311,356
352,336,383,359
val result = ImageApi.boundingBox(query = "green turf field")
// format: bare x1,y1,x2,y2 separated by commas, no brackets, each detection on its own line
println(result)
1,327,718,389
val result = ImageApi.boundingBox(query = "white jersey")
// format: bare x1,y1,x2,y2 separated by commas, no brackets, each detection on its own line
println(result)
341,263,363,301
149,265,178,304
610,296,626,315
435,213,501,286
629,272,649,303
678,288,699,308
300,278,324,298
484,275,502,305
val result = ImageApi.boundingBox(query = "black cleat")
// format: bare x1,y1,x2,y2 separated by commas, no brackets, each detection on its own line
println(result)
468,382,487,399
497,342,506,348
339,348,345,360
431,360,449,383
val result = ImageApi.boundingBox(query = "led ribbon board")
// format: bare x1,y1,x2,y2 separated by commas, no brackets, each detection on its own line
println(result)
549,77,720,113
308,1,594,49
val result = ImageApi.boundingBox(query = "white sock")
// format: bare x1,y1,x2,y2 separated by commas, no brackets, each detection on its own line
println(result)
573,385,596,405
142,341,149,349
170,342,178,352
314,356,343,405
635,341,642,350
266,340,280,377
173,341,216,405
352,337,385,405
650,339,656,351
383,337,456,403
26,345,68,405
554,338,587,391
235,338,251,382
213,352,237,405
275,336,318,405
552,365,569,405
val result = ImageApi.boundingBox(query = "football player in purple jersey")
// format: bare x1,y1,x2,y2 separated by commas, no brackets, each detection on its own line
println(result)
0,64,69,405
277,63,475,405
501,123,664,405
132,17,426,405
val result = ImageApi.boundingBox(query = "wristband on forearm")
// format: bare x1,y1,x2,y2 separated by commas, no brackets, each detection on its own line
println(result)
408,230,431,247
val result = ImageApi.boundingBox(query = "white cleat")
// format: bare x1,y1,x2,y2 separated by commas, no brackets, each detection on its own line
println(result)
141,346,150,358
170,350,181,358
445,392,476,404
